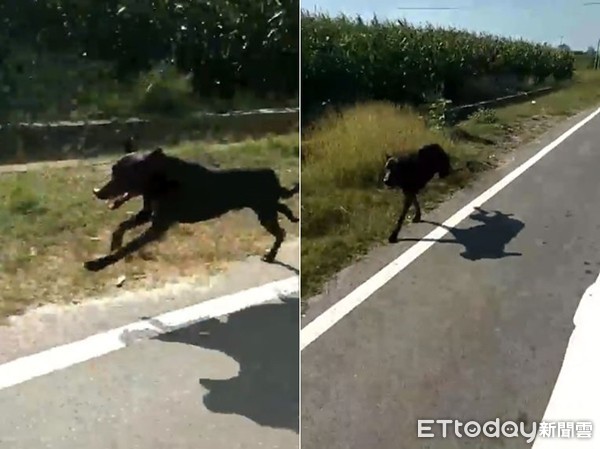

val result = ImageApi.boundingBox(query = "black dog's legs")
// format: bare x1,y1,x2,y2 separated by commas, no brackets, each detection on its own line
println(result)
257,209,286,263
84,221,171,272
412,196,422,223
277,203,299,223
110,208,152,252
388,194,414,243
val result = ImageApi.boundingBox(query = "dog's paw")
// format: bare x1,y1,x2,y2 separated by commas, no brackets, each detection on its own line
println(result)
261,253,276,263
388,234,399,244
109,240,123,252
413,215,422,223
84,258,108,272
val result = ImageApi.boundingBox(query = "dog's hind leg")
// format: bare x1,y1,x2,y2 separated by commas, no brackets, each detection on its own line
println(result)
257,209,286,263
388,194,413,243
412,196,422,223
277,203,299,223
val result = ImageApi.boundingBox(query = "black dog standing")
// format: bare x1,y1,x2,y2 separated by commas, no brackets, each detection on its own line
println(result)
382,143,451,243
84,144,299,272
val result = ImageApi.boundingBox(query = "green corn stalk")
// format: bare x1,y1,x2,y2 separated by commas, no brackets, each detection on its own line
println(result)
302,11,574,113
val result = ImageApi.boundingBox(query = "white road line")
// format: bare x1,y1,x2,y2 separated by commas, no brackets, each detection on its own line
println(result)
532,271,600,447
300,106,600,351
0,276,298,391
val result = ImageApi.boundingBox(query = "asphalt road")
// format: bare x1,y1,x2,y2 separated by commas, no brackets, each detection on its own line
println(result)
0,243,299,449
301,108,600,449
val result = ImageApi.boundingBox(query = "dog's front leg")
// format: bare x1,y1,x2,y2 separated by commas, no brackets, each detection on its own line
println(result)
110,208,152,252
388,194,413,243
85,220,171,272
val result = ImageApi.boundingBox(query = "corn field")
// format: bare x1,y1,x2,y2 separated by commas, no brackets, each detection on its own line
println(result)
302,12,574,114
1,0,298,102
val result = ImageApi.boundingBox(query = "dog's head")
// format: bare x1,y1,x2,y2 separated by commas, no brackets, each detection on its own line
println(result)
93,147,171,209
382,153,400,188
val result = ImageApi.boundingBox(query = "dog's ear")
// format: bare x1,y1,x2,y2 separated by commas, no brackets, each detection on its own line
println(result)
384,153,392,161
148,172,178,196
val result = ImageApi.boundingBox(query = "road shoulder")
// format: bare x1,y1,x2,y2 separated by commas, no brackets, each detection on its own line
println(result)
0,239,298,365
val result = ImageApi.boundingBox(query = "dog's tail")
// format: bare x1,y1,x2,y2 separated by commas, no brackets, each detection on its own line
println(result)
280,182,299,199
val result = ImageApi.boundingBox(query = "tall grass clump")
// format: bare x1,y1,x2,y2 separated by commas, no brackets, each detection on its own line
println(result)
301,12,574,115
303,102,454,190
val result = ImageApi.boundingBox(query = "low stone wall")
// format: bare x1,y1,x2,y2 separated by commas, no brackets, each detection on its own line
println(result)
0,107,299,164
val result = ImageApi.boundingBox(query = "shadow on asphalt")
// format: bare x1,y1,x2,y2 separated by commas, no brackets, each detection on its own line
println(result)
271,260,300,275
399,207,525,261
155,297,299,433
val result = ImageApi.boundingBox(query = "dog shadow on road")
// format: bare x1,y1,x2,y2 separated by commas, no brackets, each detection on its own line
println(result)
270,260,300,275
155,297,299,433
399,207,525,261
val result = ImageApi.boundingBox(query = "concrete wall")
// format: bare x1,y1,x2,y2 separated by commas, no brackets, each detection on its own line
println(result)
0,108,299,164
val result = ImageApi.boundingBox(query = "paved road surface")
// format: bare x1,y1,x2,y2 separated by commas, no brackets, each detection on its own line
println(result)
0,242,299,449
301,108,600,449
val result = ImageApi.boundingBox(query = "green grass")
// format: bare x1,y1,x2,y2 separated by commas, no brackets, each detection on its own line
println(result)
301,69,600,301
0,134,299,318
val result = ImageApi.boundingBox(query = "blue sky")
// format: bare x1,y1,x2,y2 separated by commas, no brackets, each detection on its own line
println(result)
301,0,600,50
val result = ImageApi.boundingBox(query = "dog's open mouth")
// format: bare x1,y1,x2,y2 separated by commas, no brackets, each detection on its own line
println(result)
107,192,131,210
